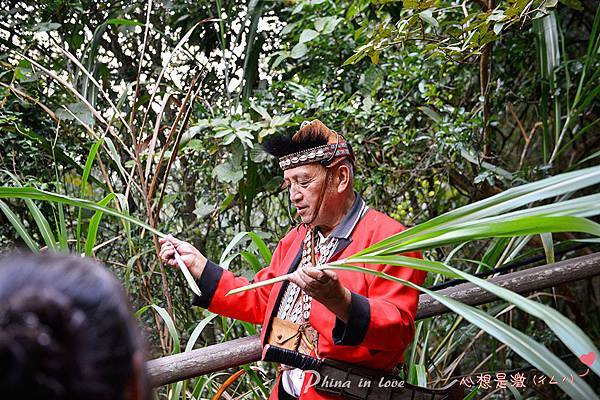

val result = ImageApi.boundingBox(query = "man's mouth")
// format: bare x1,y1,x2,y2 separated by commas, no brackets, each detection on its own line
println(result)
296,206,308,215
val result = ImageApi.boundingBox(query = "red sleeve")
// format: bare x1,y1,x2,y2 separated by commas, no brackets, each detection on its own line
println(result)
339,251,426,352
191,240,287,325
332,220,427,351
346,253,427,351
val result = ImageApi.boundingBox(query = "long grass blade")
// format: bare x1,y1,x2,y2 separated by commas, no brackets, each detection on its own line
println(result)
0,187,201,297
0,200,39,251
103,137,130,184
242,364,269,399
25,199,57,251
534,16,551,162
227,187,600,295
174,251,202,297
248,232,272,265
113,192,133,252
220,231,251,266
241,251,263,273
465,193,600,222
226,273,289,295
4,168,58,251
125,250,152,292
332,256,600,378
56,202,68,250
352,166,600,257
408,363,427,387
407,321,423,375
540,232,555,264
0,186,163,236
442,262,600,378
381,216,600,254
230,241,600,385
136,304,180,354
84,193,115,257
77,138,103,251
185,313,218,352
337,255,464,278
324,264,598,400
541,12,561,147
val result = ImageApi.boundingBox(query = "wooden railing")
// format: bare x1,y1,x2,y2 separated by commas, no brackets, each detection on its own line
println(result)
147,252,600,387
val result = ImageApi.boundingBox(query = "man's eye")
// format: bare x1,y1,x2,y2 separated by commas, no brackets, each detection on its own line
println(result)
299,181,310,187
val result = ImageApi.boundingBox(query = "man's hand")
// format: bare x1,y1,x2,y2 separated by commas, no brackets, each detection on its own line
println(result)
158,235,207,279
288,265,352,323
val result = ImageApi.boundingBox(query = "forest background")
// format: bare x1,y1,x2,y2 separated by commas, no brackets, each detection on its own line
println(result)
1,0,599,398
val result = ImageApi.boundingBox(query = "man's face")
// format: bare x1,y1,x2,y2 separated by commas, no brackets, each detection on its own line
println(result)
283,164,327,224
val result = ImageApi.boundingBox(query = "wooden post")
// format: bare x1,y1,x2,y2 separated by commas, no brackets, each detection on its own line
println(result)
415,251,600,319
147,252,600,387
146,335,262,388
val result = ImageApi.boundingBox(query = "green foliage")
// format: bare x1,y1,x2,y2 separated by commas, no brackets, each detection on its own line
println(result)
344,0,580,64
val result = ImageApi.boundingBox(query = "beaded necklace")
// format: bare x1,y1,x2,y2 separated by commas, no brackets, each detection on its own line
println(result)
276,227,339,354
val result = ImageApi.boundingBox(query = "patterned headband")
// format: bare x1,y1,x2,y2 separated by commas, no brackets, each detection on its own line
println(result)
278,141,354,170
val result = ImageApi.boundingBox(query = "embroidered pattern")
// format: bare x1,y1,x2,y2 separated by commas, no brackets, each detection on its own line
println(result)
278,229,338,321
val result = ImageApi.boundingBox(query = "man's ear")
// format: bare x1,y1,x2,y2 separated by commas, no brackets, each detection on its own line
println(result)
336,163,351,194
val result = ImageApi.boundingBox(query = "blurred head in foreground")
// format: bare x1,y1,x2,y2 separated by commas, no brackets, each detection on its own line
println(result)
0,252,149,400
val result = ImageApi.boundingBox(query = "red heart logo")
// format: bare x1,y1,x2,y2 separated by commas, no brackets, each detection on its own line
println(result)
580,352,596,367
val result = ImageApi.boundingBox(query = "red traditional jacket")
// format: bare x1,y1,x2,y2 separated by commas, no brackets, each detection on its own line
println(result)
192,195,427,399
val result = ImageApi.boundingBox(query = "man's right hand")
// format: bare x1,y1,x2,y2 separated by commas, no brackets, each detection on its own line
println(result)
158,235,207,279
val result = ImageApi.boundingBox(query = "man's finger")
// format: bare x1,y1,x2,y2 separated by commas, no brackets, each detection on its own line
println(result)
164,235,175,245
161,248,175,260
167,235,183,246
322,269,338,281
297,268,315,285
298,270,325,292
300,266,329,285
290,271,303,284
172,241,192,255
160,244,176,258
159,243,173,255
303,266,327,282
175,242,190,253
289,272,307,290
159,243,170,253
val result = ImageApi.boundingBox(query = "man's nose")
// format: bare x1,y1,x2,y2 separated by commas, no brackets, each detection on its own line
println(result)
289,185,302,203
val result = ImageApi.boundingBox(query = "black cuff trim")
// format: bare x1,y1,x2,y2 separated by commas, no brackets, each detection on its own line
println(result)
191,260,223,308
332,291,370,346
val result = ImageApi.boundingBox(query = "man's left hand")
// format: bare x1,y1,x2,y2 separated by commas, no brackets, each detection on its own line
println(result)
288,266,352,323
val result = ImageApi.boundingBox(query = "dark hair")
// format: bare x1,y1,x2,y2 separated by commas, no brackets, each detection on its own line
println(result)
0,252,147,400
262,132,328,158
262,119,335,158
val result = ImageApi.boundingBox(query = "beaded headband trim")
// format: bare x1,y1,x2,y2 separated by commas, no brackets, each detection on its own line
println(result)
278,142,353,170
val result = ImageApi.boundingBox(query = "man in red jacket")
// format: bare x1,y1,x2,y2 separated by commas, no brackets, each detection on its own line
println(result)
159,120,427,399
